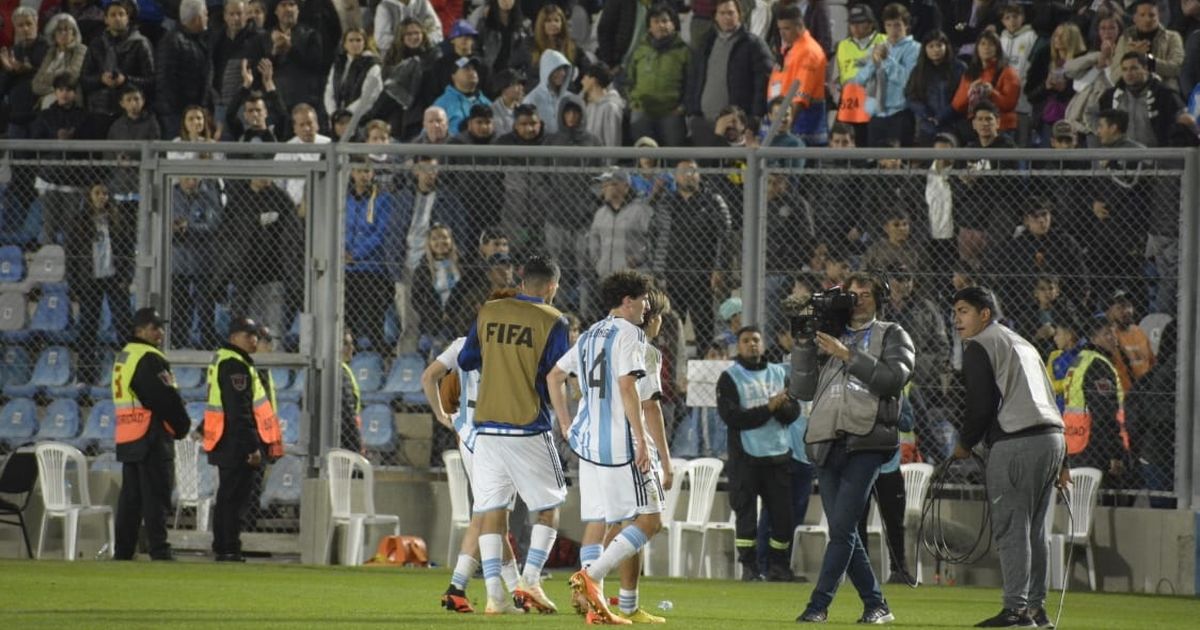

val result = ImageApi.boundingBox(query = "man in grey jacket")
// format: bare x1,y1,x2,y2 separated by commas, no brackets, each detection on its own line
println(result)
952,287,1066,629
586,168,654,318
790,272,914,624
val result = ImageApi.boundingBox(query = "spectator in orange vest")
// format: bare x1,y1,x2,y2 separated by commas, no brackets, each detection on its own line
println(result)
767,3,827,145
1105,289,1155,391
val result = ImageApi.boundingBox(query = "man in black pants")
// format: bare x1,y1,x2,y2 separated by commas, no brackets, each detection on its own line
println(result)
717,326,801,581
113,308,191,560
204,317,272,561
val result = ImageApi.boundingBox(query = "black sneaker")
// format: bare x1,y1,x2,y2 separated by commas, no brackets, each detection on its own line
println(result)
741,564,765,581
1029,608,1054,628
796,608,827,623
974,608,1036,628
858,604,895,624
886,568,918,587
766,564,796,582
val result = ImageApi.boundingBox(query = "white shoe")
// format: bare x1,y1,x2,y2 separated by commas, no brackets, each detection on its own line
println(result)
485,597,526,615
514,578,558,613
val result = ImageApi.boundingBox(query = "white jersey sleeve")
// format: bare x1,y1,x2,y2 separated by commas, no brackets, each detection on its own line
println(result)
555,340,581,375
612,322,647,380
435,337,467,370
637,345,662,402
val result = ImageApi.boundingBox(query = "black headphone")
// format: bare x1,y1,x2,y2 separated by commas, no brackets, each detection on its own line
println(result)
864,269,892,319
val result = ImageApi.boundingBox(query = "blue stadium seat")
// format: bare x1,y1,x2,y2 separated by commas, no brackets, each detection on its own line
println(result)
29,284,74,344
360,403,396,452
0,397,37,450
268,367,292,393
88,351,116,400
0,245,23,284
259,454,304,510
76,399,116,453
175,366,208,401
186,401,207,433
277,401,301,450
0,291,29,342
362,353,426,405
349,352,385,393
34,398,81,442
277,369,305,403
0,345,30,390
3,345,73,398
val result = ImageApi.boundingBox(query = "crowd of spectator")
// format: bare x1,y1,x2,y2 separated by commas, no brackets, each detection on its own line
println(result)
0,0,1187,494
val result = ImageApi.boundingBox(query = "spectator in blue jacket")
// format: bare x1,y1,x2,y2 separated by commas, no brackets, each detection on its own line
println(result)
853,2,921,147
432,55,491,133
344,159,399,354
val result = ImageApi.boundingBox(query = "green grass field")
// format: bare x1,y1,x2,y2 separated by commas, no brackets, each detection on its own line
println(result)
1,559,1194,629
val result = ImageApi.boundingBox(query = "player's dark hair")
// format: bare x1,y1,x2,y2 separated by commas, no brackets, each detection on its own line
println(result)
600,271,652,311
522,255,560,287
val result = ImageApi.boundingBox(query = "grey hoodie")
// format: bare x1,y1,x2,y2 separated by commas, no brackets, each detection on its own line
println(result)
585,87,626,147
523,49,575,134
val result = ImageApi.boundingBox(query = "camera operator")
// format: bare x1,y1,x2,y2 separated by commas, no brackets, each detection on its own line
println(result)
790,272,915,624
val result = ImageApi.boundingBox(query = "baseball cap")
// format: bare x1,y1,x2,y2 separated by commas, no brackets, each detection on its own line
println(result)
448,19,478,40
455,56,482,71
229,316,260,336
132,307,167,329
257,325,274,342
468,103,493,121
848,4,875,24
594,167,631,185
487,252,513,266
1052,120,1076,139
1108,289,1132,305
719,297,743,322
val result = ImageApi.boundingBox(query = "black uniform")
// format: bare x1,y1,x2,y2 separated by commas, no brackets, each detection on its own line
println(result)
208,344,263,559
716,356,801,580
114,340,190,560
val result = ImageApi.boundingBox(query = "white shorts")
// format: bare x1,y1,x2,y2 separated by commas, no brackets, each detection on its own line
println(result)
460,440,515,512
472,432,567,513
577,455,665,525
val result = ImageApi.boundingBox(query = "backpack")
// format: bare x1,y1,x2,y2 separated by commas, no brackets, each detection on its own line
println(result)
367,535,429,567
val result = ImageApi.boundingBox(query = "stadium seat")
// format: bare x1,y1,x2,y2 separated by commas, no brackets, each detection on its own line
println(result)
186,401,206,433
0,398,38,450
268,367,293,394
363,352,426,405
87,352,116,400
670,457,724,577
3,345,74,398
28,285,74,344
278,369,305,404
1050,467,1103,591
645,458,691,577
323,448,400,565
349,352,385,393
174,366,208,401
174,437,213,531
360,404,396,452
901,463,935,584
33,442,114,560
259,453,304,511
442,450,471,567
0,291,28,340
33,399,81,442
76,400,116,453
24,244,64,285
0,245,24,285
277,401,301,450
0,345,31,390
0,449,38,558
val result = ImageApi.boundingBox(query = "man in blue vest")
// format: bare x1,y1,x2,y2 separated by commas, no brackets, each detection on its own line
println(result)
716,325,802,581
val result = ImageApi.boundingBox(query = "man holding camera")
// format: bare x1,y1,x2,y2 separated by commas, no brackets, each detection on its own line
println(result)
790,272,915,624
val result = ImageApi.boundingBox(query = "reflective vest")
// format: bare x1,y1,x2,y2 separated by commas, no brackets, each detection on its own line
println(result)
1063,350,1130,456
203,348,283,454
113,343,176,444
834,34,885,124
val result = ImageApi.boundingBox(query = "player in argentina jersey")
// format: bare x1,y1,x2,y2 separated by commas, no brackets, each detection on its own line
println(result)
547,271,664,625
420,290,527,614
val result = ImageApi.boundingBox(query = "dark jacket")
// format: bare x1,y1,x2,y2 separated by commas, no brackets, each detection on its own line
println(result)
31,102,92,185
0,38,48,125
596,0,642,68
651,183,732,278
265,23,325,113
210,23,265,107
1099,78,1184,148
80,26,155,116
220,181,300,284
154,25,214,117
207,343,262,467
685,26,773,120
225,86,290,142
716,355,801,464
543,94,604,231
116,340,190,463
988,227,1089,313
475,6,533,82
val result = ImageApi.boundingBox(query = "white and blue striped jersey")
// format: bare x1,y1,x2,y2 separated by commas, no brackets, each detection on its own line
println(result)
434,337,480,451
557,316,646,466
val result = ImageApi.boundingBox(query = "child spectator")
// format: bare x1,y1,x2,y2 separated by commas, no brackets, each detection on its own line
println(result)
853,2,921,147
999,2,1039,146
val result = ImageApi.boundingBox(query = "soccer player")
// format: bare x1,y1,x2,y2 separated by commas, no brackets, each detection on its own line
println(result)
547,270,664,625
457,256,570,615
422,289,528,614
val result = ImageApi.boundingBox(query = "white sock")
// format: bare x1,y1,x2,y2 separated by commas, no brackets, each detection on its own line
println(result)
521,524,557,585
479,534,505,603
588,525,648,581
580,543,603,568
500,559,520,593
451,553,478,590
618,588,638,615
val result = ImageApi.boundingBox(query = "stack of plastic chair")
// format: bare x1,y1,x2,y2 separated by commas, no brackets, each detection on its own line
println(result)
644,458,690,577
173,436,213,531
322,448,400,565
1050,467,1103,591
669,457,724,577
442,449,471,566
33,442,114,560
703,495,761,579
900,462,934,583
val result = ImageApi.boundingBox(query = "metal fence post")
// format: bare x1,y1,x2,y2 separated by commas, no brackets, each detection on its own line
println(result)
1179,149,1199,510
311,144,344,463
135,142,157,310
742,150,766,327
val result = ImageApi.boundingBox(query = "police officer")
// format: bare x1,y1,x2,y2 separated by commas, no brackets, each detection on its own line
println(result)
203,316,282,561
791,272,915,624
1062,316,1131,482
113,308,191,560
952,287,1066,629
716,325,801,582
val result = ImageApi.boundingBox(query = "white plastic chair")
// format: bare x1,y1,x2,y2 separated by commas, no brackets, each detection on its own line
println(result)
442,449,471,566
644,458,690,577
791,510,830,576
900,463,934,584
1050,467,1103,591
173,437,212,531
323,448,400,565
669,457,723,577
703,495,761,579
34,442,114,560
